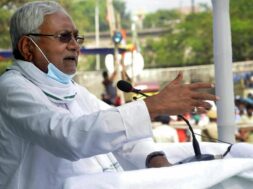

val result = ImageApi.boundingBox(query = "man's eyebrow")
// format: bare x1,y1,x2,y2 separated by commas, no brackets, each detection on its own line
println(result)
59,29,79,34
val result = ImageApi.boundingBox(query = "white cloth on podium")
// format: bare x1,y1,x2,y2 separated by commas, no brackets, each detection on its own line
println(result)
64,142,253,189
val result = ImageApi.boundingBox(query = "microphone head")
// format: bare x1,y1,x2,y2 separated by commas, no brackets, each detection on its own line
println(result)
117,80,133,93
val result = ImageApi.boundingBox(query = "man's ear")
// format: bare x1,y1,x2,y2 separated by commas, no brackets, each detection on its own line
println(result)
17,36,34,61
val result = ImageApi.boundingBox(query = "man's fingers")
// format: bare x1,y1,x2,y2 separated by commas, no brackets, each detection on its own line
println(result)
169,71,183,85
188,101,213,114
195,107,209,114
191,92,219,101
188,82,215,90
192,100,213,110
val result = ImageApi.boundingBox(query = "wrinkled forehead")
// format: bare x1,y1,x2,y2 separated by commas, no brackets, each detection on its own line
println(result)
39,11,78,33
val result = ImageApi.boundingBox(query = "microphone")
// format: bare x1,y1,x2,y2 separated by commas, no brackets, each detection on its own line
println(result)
116,80,149,97
117,80,215,164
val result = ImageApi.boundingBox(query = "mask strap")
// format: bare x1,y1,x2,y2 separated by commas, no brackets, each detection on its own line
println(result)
26,36,51,64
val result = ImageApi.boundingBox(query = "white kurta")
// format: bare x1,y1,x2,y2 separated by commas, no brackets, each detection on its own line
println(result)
0,60,158,189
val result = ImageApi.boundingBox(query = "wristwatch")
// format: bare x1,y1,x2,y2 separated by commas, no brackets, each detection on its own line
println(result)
145,151,166,168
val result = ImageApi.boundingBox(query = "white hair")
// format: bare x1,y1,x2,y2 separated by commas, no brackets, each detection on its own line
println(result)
10,1,69,59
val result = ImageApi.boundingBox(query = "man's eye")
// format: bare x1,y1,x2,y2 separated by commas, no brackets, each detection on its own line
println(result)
60,33,71,38
58,33,72,42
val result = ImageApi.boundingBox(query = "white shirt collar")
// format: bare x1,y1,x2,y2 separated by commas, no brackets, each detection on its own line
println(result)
10,59,77,103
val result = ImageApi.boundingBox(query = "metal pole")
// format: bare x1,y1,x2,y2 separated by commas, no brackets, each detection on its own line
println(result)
191,0,195,13
95,0,100,70
106,0,116,36
106,0,125,104
212,0,235,143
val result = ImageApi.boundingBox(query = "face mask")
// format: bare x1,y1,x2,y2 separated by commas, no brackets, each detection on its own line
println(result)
47,63,75,84
27,36,75,84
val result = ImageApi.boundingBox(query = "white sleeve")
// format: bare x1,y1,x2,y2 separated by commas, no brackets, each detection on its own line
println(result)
0,78,153,161
114,138,163,170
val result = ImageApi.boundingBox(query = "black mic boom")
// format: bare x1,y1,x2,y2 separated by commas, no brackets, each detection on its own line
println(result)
117,80,215,165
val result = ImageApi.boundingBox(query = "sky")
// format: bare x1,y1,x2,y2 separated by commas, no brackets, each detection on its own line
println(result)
124,0,212,14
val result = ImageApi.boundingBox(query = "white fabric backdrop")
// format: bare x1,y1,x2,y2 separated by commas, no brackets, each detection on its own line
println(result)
64,142,253,189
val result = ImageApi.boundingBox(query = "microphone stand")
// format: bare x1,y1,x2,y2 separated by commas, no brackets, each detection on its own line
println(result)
175,115,214,164
120,82,215,165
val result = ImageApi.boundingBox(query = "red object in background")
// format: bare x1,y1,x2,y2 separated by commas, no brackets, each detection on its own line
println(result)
176,129,187,142
175,113,191,142
114,96,122,106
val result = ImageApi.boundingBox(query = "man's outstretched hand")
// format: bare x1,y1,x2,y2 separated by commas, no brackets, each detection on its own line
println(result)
144,72,219,120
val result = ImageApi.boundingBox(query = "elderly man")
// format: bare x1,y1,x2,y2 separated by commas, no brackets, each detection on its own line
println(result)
0,1,218,189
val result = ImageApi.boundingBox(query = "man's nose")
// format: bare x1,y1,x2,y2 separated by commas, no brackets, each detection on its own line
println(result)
67,36,80,51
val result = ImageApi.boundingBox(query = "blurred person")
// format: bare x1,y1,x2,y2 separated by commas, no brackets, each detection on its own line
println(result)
0,1,218,189
101,70,118,105
244,72,253,88
248,92,253,100
152,114,179,143
237,103,253,142
172,114,192,142
120,58,134,103
240,103,253,124
101,61,132,105
235,97,246,123
202,107,218,142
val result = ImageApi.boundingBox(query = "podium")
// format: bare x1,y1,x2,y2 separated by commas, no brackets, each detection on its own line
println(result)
64,143,253,189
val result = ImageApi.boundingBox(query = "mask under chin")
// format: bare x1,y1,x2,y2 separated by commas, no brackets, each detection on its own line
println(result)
47,63,75,84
